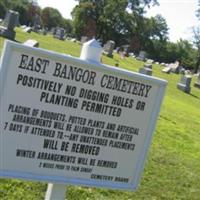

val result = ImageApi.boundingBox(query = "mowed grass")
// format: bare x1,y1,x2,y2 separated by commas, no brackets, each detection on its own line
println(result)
0,28,200,200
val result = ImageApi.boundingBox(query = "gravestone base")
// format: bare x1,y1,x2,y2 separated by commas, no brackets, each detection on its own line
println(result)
103,51,113,58
139,67,152,76
177,83,191,93
54,34,65,40
0,26,16,40
194,82,200,89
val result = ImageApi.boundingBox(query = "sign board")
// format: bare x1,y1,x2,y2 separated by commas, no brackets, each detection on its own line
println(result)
0,41,167,191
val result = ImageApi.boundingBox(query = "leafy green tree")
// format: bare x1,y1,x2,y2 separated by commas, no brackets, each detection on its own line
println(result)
8,0,30,25
41,7,63,30
72,0,158,43
0,0,6,19
192,27,200,73
63,19,73,35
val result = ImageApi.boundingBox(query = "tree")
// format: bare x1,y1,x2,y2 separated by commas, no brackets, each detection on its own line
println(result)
0,1,6,19
72,0,159,43
41,7,63,30
8,0,30,25
192,27,200,73
63,19,73,35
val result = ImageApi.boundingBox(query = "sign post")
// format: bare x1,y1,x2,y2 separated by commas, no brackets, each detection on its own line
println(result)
45,39,103,200
0,39,167,199
45,183,66,200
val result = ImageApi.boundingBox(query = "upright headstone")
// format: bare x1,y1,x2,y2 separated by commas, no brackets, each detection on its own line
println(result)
0,10,19,40
139,63,153,76
32,14,41,32
122,45,130,56
139,67,152,76
177,75,192,93
170,61,180,74
179,68,185,75
194,73,200,89
144,63,152,69
53,27,65,40
42,28,48,35
103,40,115,57
137,51,147,61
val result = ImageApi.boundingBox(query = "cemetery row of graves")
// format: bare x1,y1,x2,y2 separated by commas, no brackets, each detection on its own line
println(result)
0,10,200,91
0,9,200,200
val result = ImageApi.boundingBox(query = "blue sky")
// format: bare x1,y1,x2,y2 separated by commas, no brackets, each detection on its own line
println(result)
37,0,200,42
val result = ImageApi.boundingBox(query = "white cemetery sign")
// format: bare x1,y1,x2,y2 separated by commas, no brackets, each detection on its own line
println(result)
0,40,167,191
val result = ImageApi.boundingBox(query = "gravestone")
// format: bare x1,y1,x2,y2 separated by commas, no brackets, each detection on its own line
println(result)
177,75,192,93
81,36,89,44
179,68,185,75
194,74,200,89
42,28,48,35
146,59,154,64
162,66,171,74
32,14,41,32
137,51,147,61
23,39,39,47
170,61,180,73
53,27,65,40
103,40,115,57
0,10,19,40
139,67,152,76
123,45,130,56
23,27,32,33
139,63,153,76
144,63,152,69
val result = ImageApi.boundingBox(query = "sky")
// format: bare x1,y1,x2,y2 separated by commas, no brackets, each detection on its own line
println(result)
37,0,200,42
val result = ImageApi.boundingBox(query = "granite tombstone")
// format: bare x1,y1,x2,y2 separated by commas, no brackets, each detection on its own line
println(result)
0,10,19,40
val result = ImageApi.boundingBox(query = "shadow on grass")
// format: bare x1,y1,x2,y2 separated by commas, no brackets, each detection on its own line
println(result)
189,93,200,99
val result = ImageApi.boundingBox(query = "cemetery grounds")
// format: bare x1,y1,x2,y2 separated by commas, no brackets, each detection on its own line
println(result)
0,28,200,200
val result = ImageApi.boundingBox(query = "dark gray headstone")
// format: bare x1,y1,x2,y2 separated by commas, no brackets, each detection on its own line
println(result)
137,51,147,61
139,67,152,76
179,68,185,75
103,40,115,57
177,75,192,93
53,27,65,40
121,44,130,56
194,74,200,89
32,14,41,32
0,10,19,40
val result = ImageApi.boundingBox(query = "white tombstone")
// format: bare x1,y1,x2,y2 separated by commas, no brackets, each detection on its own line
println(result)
177,75,192,93
23,39,39,47
194,73,200,89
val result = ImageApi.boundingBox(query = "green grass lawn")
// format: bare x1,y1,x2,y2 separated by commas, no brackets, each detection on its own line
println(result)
0,28,200,200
